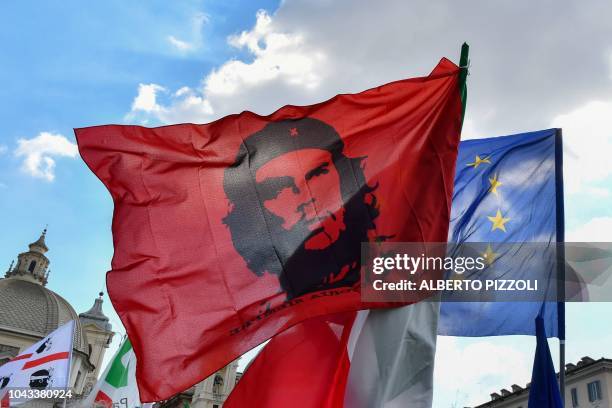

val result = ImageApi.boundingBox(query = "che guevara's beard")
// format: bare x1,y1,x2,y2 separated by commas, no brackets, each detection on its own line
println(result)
268,208,370,300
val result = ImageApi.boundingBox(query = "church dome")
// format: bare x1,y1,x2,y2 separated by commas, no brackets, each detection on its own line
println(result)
1,230,115,397
0,278,89,354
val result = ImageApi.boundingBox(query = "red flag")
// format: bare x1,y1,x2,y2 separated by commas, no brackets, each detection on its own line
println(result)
225,304,440,408
225,312,357,408
75,57,463,401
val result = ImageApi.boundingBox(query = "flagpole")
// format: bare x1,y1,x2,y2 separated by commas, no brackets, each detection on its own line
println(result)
555,128,566,406
458,42,469,126
63,320,76,408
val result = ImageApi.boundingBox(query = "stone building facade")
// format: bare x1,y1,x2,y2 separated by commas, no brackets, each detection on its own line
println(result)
155,360,241,408
191,360,240,408
0,230,114,398
475,356,612,408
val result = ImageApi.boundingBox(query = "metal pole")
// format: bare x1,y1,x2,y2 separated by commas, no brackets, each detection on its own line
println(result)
560,339,566,405
555,129,566,407
63,320,76,408
458,42,469,126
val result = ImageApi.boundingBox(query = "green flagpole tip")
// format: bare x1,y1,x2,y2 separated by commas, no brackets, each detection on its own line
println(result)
460,43,469,68
458,43,469,126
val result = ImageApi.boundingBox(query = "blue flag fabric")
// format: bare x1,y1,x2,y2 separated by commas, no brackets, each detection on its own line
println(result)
438,129,563,338
527,316,563,408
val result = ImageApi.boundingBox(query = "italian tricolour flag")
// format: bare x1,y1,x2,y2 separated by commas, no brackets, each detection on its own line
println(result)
79,339,152,408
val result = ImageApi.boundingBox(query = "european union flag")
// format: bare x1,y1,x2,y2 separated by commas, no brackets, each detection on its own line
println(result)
438,129,564,338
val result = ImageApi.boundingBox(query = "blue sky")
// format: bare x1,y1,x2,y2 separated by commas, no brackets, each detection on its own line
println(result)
0,0,280,386
0,0,278,317
1,1,612,407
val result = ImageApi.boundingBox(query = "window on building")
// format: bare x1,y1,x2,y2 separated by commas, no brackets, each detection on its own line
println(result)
571,387,579,407
587,380,602,402
28,261,36,273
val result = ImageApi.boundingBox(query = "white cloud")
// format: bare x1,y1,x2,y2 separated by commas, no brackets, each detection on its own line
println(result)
131,83,166,113
167,12,208,53
167,35,194,51
126,9,327,124
434,337,533,407
160,87,214,123
568,216,612,241
551,101,612,195
126,0,612,140
460,117,485,140
126,83,213,124
0,145,7,155
205,10,324,96
14,132,78,181
175,86,191,97
237,341,267,372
